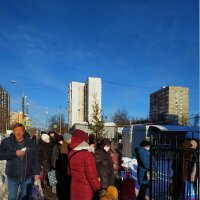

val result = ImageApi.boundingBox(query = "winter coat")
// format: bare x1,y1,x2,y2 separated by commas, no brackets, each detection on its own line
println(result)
94,147,114,189
49,136,60,169
172,146,198,196
110,150,120,171
38,139,50,179
0,132,39,180
56,153,71,200
38,139,50,166
135,147,156,185
56,142,70,174
68,139,101,200
120,176,136,200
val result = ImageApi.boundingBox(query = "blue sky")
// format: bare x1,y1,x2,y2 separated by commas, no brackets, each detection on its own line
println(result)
0,0,199,129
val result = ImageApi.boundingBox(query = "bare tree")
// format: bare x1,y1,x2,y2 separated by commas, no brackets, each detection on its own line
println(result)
111,108,130,127
131,116,150,124
189,114,200,127
27,127,41,137
48,114,68,133
180,114,188,126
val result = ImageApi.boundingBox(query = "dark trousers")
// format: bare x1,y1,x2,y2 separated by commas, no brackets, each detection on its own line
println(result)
8,177,32,200
137,184,149,200
56,171,70,200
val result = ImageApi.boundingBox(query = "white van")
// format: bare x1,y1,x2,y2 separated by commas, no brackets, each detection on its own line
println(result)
122,124,150,158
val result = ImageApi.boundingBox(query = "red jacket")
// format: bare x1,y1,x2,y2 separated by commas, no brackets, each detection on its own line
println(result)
69,140,101,200
120,175,136,200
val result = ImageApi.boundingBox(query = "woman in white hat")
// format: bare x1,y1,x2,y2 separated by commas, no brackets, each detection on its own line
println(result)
38,132,51,197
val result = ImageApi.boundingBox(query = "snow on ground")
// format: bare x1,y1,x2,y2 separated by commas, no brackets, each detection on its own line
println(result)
121,157,138,180
0,160,8,200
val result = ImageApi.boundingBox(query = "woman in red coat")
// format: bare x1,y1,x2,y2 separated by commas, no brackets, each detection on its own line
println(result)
68,129,101,200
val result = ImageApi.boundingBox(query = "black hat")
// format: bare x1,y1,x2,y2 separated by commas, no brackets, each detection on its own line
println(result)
102,138,111,146
40,131,47,135
48,130,56,135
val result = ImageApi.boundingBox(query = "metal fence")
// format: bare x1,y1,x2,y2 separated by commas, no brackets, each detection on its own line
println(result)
149,129,199,200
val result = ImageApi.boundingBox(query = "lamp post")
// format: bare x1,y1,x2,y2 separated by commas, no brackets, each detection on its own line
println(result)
45,107,48,130
11,80,25,124
59,106,62,133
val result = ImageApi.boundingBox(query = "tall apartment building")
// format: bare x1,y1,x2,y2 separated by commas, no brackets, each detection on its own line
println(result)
10,111,23,125
0,86,10,133
68,82,85,128
68,77,102,128
85,77,102,123
150,86,188,125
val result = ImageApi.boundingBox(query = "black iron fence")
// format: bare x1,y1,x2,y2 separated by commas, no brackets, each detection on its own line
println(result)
149,130,199,200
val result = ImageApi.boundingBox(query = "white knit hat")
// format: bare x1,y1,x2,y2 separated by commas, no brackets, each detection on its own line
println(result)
41,133,50,143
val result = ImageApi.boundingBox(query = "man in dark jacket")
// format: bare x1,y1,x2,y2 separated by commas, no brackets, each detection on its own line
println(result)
0,123,40,200
94,138,114,189
135,140,156,200
48,131,60,170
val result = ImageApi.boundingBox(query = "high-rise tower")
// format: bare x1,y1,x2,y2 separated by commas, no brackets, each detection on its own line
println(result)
68,77,102,129
150,86,188,125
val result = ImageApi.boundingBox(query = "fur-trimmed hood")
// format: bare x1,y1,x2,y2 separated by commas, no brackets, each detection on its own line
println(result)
74,141,89,151
70,136,89,150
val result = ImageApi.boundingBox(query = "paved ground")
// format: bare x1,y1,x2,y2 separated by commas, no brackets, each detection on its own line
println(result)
0,158,146,200
0,161,58,200
43,185,58,200
0,160,8,200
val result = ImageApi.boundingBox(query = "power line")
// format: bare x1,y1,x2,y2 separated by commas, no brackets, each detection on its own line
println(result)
103,80,155,90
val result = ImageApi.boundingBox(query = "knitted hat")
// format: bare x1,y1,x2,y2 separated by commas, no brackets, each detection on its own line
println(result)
41,133,50,143
182,140,191,149
63,133,72,142
73,129,88,142
102,138,111,146
89,133,96,140
48,130,56,135
40,131,47,135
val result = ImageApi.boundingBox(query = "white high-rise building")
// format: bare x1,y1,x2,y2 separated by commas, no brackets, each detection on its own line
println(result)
86,77,102,123
68,77,102,128
68,82,85,128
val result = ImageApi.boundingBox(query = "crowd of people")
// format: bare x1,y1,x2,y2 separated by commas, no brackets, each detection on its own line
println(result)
0,122,198,200
0,123,126,200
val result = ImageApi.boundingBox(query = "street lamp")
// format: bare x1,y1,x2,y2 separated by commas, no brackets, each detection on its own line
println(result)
11,80,25,123
59,106,62,133
45,107,48,130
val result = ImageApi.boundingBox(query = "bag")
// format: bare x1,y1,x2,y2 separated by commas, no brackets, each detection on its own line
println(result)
120,175,136,200
31,180,44,200
39,166,45,183
146,170,158,181
48,170,57,186
184,181,196,200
